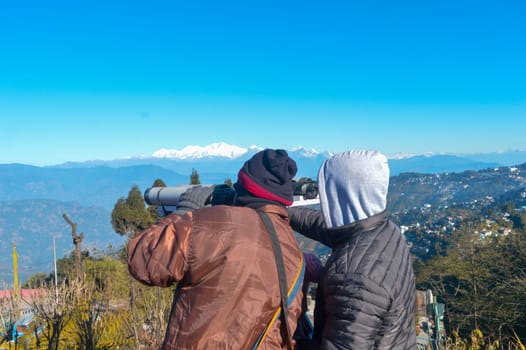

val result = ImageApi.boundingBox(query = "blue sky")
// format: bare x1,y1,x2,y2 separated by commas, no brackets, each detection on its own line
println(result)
1,0,525,166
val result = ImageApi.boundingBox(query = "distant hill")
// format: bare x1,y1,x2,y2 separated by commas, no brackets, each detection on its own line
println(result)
0,164,190,210
387,163,526,212
0,199,125,285
48,149,526,178
3,150,525,212
388,154,500,176
460,150,526,166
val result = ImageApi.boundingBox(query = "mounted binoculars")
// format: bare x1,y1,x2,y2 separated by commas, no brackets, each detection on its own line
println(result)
144,178,319,215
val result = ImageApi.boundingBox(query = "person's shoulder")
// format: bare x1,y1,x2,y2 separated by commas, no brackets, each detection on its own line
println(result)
382,220,409,244
194,205,256,221
194,204,237,214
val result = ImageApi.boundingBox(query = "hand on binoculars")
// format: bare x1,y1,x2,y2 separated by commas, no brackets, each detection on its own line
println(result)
176,185,215,214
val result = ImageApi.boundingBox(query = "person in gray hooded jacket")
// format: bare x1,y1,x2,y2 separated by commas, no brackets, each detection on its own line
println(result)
288,150,416,350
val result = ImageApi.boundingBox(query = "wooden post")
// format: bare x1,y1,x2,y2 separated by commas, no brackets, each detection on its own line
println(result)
62,213,84,280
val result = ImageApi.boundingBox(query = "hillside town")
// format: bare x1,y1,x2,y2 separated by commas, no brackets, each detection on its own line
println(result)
389,164,526,260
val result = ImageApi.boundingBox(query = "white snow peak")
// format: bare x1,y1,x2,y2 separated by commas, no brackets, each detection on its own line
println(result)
289,146,320,158
152,142,248,160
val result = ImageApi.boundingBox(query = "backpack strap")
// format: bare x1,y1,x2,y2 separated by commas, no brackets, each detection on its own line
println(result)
253,210,305,350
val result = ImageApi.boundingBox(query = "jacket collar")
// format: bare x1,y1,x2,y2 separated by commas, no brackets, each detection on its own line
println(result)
324,210,388,248
255,204,290,220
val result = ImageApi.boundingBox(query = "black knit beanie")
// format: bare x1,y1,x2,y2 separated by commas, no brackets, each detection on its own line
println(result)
236,149,297,206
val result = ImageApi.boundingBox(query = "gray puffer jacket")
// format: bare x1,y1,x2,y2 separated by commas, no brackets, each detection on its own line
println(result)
288,208,416,349
288,150,416,350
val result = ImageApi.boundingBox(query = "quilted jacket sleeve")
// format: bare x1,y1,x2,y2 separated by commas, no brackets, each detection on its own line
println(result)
287,207,331,246
127,213,192,288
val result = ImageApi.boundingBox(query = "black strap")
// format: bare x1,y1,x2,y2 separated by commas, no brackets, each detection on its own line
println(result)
257,210,293,350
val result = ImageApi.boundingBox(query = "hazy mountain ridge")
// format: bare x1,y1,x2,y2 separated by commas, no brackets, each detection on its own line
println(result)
48,145,333,179
0,199,125,284
0,164,189,209
388,154,501,177
47,146,526,179
3,150,522,212
388,163,526,212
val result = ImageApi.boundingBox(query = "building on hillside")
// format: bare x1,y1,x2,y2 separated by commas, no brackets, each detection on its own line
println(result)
0,288,42,346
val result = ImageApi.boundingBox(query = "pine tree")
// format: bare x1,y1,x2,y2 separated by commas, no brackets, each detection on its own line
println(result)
111,185,154,239
190,168,200,185
148,179,167,220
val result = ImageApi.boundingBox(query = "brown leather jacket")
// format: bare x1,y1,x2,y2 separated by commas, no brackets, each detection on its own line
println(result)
128,204,304,350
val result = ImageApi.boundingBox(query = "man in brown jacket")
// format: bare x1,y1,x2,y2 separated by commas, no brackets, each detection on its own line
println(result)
128,149,304,350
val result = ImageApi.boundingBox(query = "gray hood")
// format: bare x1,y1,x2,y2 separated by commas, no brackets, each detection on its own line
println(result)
318,150,390,228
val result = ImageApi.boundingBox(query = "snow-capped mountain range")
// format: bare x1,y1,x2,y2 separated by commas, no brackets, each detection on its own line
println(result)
150,142,328,160
152,142,256,160
54,142,526,179
54,142,334,179
129,142,526,164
